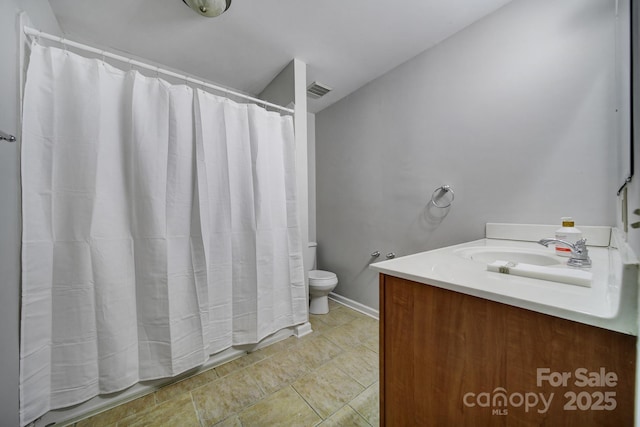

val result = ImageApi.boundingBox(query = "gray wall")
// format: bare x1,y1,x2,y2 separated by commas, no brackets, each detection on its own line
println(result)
0,2,61,424
627,0,640,255
316,0,620,311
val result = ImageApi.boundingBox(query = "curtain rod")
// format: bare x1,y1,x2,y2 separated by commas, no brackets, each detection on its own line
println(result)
23,26,295,115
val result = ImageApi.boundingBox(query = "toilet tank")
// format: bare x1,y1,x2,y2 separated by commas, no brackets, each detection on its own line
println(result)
305,242,317,271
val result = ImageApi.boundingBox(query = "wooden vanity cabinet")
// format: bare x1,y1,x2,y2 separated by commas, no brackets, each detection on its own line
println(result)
379,274,636,426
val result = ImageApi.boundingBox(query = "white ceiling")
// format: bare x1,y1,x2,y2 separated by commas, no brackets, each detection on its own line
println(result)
48,0,513,113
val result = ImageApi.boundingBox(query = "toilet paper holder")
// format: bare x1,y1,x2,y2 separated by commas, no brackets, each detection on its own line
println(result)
430,185,454,208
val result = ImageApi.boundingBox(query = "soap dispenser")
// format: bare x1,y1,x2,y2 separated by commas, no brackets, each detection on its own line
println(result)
554,217,582,257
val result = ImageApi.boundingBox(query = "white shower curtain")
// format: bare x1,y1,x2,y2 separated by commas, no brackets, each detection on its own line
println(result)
20,44,306,426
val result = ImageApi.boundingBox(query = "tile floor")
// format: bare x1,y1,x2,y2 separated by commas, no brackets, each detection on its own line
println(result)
72,300,380,427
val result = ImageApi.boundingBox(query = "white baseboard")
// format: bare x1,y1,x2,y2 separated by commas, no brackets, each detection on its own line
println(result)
294,321,313,338
329,292,379,320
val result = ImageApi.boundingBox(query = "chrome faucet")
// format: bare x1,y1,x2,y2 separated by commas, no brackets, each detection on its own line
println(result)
537,238,591,268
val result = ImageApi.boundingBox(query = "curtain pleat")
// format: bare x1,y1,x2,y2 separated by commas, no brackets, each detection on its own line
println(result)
20,44,305,427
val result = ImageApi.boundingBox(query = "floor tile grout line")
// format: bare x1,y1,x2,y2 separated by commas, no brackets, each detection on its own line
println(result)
81,305,377,427
187,391,204,427
290,361,368,422
347,402,375,427
213,336,340,406
290,382,326,423
333,364,376,390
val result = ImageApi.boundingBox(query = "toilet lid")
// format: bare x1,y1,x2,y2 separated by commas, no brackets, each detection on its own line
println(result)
309,270,337,280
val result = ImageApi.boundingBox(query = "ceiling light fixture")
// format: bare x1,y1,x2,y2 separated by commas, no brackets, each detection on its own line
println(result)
182,0,232,17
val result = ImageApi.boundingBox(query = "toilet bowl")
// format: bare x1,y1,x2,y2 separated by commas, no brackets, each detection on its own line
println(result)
309,269,338,314
306,242,338,315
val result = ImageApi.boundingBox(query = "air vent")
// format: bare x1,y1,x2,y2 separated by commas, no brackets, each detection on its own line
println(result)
307,82,332,99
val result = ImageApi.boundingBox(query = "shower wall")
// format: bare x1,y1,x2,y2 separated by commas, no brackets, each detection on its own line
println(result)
315,0,622,311
0,2,62,424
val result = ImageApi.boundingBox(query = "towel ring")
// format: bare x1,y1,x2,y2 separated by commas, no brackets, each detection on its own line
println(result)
430,185,454,208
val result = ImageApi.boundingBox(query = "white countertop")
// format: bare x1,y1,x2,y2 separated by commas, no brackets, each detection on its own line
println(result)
370,227,639,335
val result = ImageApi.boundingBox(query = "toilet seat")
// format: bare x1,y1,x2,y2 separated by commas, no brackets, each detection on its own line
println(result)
309,270,338,285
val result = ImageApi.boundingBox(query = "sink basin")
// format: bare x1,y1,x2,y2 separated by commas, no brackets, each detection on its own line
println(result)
371,226,638,335
455,247,562,266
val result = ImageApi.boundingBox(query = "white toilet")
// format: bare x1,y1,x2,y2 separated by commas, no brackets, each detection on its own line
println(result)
306,242,338,315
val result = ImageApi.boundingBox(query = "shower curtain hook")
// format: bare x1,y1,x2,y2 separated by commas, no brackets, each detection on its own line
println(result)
61,37,68,54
